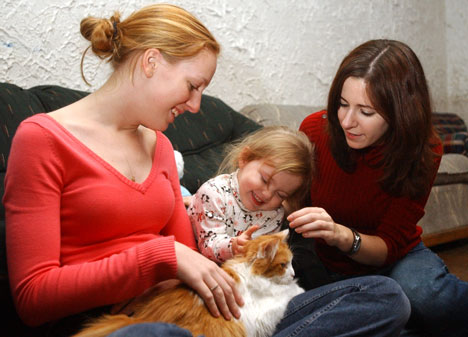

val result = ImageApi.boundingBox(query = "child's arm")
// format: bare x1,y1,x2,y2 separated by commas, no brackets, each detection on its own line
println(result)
188,181,235,263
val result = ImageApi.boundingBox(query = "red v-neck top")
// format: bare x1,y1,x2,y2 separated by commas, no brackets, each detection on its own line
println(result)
299,111,442,275
4,113,196,326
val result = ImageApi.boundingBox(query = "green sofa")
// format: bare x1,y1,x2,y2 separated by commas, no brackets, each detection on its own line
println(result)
0,82,261,336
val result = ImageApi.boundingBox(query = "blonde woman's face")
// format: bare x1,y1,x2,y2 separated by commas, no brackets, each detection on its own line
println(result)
236,159,303,212
142,49,217,131
338,77,388,149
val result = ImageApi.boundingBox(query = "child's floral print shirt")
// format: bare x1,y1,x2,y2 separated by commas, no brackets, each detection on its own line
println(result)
187,171,284,263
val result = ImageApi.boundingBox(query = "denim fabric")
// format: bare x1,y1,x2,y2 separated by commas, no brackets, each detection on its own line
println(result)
107,322,197,337
387,242,468,337
273,275,410,337
291,232,468,337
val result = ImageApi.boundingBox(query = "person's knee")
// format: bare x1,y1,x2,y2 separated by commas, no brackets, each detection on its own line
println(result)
379,276,411,325
392,264,452,315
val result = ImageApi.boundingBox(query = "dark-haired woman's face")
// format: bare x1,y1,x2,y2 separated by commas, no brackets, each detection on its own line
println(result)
338,77,388,149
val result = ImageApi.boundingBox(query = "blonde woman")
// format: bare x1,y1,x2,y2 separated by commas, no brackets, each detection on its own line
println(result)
4,3,242,331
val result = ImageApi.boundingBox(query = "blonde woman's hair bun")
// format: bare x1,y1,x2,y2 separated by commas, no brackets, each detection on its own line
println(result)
80,12,121,59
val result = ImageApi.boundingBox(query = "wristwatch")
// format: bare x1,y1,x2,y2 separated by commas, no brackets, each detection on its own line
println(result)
347,228,361,255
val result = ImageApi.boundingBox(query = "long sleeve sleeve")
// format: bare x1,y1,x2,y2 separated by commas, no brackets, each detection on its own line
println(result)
188,180,234,263
3,116,192,326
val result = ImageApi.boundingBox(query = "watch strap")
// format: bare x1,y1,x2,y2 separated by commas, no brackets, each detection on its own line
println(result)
346,228,361,255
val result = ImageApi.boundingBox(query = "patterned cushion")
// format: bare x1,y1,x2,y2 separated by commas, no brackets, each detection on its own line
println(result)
432,112,468,156
432,112,467,134
438,132,468,156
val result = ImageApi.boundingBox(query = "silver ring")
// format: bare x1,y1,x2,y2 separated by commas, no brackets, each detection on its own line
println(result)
210,284,219,291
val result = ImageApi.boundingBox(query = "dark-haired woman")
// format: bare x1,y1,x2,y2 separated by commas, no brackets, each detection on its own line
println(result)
289,39,468,337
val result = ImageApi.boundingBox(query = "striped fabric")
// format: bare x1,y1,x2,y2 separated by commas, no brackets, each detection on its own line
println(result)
432,112,468,156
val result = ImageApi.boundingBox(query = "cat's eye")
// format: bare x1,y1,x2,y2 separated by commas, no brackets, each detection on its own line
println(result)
280,263,287,268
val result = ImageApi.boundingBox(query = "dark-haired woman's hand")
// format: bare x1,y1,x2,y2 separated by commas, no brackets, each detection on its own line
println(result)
288,207,388,266
287,207,350,250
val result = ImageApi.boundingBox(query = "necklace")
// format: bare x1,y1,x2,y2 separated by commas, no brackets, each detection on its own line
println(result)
122,145,137,182
125,155,136,182
103,125,144,183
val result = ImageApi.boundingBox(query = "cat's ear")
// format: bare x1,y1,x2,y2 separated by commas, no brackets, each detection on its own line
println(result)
278,229,289,242
257,239,280,262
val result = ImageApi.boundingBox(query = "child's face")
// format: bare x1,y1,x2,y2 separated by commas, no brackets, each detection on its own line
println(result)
236,159,303,212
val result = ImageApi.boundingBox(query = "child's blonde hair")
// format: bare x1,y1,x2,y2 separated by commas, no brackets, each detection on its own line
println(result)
218,126,315,211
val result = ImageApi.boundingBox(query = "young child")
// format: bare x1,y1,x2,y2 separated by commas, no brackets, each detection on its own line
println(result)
187,126,315,263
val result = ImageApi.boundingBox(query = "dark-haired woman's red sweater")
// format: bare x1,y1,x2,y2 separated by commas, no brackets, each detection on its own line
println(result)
299,111,442,275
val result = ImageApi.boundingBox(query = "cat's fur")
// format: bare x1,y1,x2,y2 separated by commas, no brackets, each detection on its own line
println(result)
74,230,304,337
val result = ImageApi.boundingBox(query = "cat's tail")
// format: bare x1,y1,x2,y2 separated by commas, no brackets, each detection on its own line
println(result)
72,314,143,337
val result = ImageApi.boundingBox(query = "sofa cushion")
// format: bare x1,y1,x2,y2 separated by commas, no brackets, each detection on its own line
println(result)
432,112,467,134
0,83,90,173
438,132,468,156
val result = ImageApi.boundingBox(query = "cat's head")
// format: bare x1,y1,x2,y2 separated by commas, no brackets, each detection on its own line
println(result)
242,230,295,284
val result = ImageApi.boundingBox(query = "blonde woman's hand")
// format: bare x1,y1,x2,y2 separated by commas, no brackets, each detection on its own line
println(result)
232,225,260,255
174,241,244,320
287,207,350,249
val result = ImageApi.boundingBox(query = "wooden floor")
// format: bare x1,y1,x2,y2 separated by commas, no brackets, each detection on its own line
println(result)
431,238,468,281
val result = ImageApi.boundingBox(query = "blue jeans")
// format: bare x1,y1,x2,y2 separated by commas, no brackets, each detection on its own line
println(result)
108,322,194,337
386,242,468,337
290,233,468,337
108,276,410,337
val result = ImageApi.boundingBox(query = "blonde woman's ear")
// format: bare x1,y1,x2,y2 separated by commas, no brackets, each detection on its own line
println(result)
142,49,161,77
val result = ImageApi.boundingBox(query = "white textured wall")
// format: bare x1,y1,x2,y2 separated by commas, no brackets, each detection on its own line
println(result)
0,0,465,121
446,0,468,122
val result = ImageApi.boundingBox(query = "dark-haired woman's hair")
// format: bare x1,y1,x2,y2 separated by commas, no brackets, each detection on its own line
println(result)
327,39,441,199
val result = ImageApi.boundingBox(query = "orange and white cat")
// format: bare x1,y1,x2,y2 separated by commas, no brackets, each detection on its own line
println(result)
74,230,304,337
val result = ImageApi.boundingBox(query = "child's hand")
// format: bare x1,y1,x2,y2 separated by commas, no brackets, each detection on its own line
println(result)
232,225,260,255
